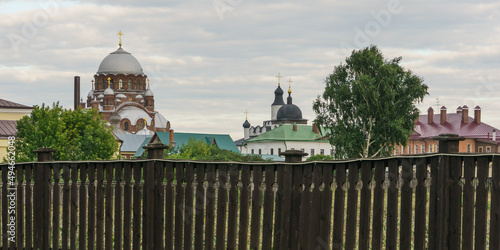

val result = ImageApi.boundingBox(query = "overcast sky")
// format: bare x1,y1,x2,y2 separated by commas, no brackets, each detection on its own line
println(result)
1,0,499,140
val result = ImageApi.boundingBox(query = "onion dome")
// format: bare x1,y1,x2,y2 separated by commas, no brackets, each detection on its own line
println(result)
271,85,285,106
243,119,251,128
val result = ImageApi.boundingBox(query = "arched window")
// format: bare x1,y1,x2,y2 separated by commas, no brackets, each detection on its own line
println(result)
136,79,140,90
138,120,145,130
128,80,132,90
124,122,129,131
102,79,105,89
110,79,114,89
119,79,123,89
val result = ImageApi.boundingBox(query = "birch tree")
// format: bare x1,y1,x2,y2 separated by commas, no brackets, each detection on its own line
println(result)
313,46,428,159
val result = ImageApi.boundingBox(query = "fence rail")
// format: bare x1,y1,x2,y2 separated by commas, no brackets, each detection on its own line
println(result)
1,153,500,249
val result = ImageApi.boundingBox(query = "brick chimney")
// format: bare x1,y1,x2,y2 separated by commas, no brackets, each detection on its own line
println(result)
474,106,481,124
293,123,297,131
312,123,320,134
462,105,469,124
427,107,434,124
440,106,447,124
169,129,174,147
456,106,462,114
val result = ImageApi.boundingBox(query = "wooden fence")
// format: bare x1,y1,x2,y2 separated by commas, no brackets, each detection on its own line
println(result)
1,152,500,249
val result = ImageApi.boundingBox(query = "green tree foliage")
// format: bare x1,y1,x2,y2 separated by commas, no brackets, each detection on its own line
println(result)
164,138,267,161
12,103,119,162
313,46,428,159
306,154,334,161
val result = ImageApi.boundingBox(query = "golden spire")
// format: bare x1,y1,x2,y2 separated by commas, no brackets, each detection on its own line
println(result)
275,72,283,86
287,78,293,94
107,77,111,87
91,79,94,89
244,109,249,120
117,30,124,47
147,78,150,88
144,117,147,126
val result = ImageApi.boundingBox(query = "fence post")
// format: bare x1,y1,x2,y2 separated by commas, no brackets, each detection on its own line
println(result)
432,134,464,249
280,150,308,163
32,147,55,249
142,143,169,249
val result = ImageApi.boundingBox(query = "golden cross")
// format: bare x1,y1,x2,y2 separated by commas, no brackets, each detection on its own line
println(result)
244,109,249,120
107,77,111,87
147,78,150,88
275,72,283,86
144,117,147,126
128,97,132,101
287,78,293,94
91,79,94,89
117,30,123,47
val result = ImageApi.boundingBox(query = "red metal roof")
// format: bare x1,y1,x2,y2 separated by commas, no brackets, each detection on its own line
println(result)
412,113,499,140
0,120,18,138
0,98,32,109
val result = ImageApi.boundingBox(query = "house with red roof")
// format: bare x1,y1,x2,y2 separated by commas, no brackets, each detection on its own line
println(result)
0,98,33,160
394,105,500,155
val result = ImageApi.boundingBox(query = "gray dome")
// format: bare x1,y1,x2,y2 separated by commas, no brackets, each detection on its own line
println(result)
97,47,144,75
144,88,154,97
243,119,250,128
87,89,94,98
277,104,303,120
104,86,114,95
109,112,122,124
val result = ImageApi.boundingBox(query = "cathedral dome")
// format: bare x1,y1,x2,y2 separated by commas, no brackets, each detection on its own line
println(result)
277,104,303,120
87,89,94,98
97,47,144,75
243,119,251,128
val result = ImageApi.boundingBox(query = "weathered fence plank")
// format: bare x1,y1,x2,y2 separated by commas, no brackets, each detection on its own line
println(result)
215,164,228,250
462,156,475,250
448,156,462,250
386,159,399,250
123,162,132,250
250,165,263,250
359,160,372,250
414,157,428,250
490,156,500,250
194,163,207,249
164,162,175,250
114,162,123,250
400,158,413,250
371,160,385,250
332,163,346,250
345,161,359,249
88,163,96,250
262,164,276,249
238,164,251,250
204,163,216,250
475,156,489,249
227,164,240,250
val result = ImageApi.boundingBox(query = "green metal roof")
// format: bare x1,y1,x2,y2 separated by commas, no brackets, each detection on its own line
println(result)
148,132,240,154
247,124,329,143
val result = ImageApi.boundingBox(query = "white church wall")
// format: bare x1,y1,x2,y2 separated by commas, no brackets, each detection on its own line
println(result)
245,140,333,160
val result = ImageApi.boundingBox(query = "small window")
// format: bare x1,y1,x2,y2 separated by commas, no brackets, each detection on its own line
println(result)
136,79,140,90
278,148,281,155
110,79,114,89
320,149,325,155
102,79,106,89
124,122,129,131
478,146,483,153
251,149,254,154
119,79,123,89
128,80,132,90
138,120,145,130
258,149,262,154
486,146,491,153
467,144,472,153
310,149,315,156
301,148,305,152
330,149,334,156
407,146,411,154
421,145,425,153
415,145,419,154
270,148,274,155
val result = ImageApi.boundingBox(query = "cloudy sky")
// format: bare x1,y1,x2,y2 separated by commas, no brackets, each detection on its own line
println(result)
1,0,499,140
